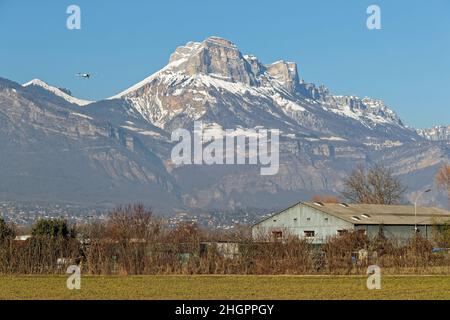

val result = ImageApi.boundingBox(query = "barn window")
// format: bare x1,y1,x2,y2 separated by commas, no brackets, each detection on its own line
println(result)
324,217,329,222
304,230,315,238
273,219,277,222
306,217,311,221
337,230,348,236
293,218,298,222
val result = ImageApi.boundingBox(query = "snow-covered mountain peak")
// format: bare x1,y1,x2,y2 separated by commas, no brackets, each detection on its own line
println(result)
107,37,410,135
114,37,304,99
166,36,258,86
23,79,93,106
167,37,302,92
113,37,252,99
23,78,49,88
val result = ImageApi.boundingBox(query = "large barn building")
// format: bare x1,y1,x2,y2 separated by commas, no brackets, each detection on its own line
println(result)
252,202,450,244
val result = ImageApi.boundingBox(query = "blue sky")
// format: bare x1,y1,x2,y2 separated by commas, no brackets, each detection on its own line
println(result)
0,0,449,128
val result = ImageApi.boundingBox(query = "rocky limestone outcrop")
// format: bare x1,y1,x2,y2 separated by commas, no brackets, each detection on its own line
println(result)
169,37,258,86
417,125,450,141
266,60,300,92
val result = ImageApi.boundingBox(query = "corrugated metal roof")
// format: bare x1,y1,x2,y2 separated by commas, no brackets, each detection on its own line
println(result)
302,202,450,225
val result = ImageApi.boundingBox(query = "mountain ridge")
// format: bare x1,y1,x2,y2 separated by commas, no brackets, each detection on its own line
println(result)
23,78,93,106
106,37,413,143
1,37,449,213
16,37,438,134
417,125,450,141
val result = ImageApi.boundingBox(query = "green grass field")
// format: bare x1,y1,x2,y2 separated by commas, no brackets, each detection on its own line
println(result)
0,275,449,300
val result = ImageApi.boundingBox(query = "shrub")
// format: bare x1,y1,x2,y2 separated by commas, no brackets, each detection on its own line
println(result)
31,219,74,239
0,218,15,242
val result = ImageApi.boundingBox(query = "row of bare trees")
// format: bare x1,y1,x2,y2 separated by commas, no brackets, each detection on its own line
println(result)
1,162,449,275
1,204,450,275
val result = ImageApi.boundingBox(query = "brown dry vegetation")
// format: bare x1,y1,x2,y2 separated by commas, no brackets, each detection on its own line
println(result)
1,204,450,275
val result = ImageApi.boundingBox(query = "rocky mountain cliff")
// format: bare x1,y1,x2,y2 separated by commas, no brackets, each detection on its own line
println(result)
1,37,449,213
111,37,410,140
417,125,450,141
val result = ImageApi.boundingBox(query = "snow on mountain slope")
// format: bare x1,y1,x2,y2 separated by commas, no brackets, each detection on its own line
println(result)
109,36,410,140
0,80,181,211
23,79,93,106
319,95,404,128
1,37,449,211
417,125,450,141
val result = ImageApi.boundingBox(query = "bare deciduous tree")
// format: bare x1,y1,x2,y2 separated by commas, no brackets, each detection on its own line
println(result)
2,203,450,275
106,204,161,241
435,164,450,205
341,164,406,204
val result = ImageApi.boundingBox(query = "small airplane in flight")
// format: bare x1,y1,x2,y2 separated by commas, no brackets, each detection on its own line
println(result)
76,73,93,79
